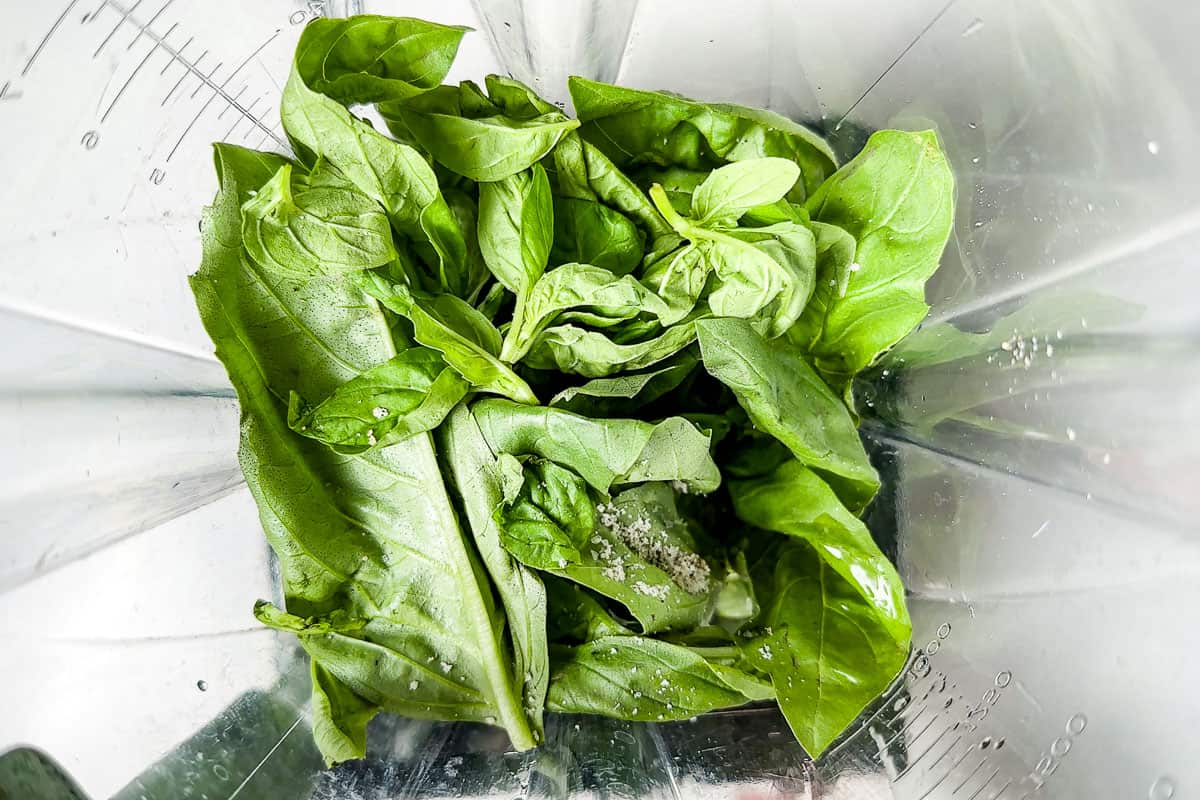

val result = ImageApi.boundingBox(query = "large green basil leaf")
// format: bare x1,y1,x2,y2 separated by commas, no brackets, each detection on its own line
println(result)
695,318,879,511
477,164,553,297
691,158,801,227
443,187,491,302
395,110,579,181
241,161,395,278
548,635,772,721
287,346,468,454
568,76,836,202
357,274,539,404
471,399,720,494
551,197,644,276
439,406,550,741
502,263,671,363
280,63,469,295
526,317,702,378
740,537,910,757
291,15,467,105
729,459,908,635
802,129,955,380
192,143,536,762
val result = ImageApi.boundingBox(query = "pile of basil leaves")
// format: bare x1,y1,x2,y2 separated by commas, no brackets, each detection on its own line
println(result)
191,15,954,766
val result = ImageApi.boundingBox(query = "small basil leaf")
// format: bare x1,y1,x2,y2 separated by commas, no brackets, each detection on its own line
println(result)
548,636,771,720
549,352,699,416
287,347,469,454
292,15,468,105
485,74,561,118
471,399,720,494
396,110,580,181
695,318,879,511
692,158,801,226
496,457,593,570
526,318,703,378
241,161,396,278
477,164,554,296
310,661,379,767
502,263,672,363
357,274,538,404
551,197,644,276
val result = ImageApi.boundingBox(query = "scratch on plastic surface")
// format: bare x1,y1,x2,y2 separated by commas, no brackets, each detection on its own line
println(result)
1031,520,1049,539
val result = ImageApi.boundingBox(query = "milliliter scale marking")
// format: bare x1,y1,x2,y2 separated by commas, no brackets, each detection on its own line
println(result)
858,622,1091,800
6,0,300,184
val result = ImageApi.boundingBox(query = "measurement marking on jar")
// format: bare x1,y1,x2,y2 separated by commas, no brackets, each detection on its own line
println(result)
161,46,203,103
952,758,990,795
966,768,1001,800
100,20,177,122
216,84,248,120
897,724,954,780
878,706,931,751
95,0,285,146
225,94,264,140
189,61,222,99
917,743,974,800
93,0,145,57
124,0,173,50
0,80,20,102
166,30,283,160
21,0,83,76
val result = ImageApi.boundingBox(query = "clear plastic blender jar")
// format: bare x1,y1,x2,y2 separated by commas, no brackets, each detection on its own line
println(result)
1,1,1197,798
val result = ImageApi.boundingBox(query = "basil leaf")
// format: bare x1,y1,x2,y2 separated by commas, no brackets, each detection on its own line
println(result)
477,164,554,295
695,318,879,511
495,456,593,570
553,132,678,251
396,110,580,181
641,244,711,325
291,15,467,105
545,578,632,642
740,537,909,757
788,221,858,349
471,399,720,494
443,187,491,302
287,346,469,454
527,318,702,378
241,161,396,278
548,635,771,720
357,274,539,404
803,129,955,379
502,263,672,363
730,459,908,633
485,74,561,118
551,197,645,276
496,475,716,633
549,352,699,416
569,76,836,202
281,64,469,295
310,660,379,766
692,158,801,226
193,143,536,762
439,406,550,741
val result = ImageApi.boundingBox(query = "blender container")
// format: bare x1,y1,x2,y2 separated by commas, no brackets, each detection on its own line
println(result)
1,0,1197,797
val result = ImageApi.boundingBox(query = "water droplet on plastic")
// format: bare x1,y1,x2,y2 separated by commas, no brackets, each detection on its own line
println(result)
980,736,992,749
1149,776,1176,799
196,680,208,692
1147,140,1160,155
971,156,980,164
967,121,977,129
961,18,985,37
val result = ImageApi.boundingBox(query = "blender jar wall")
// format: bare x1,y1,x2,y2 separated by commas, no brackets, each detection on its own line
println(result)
1,0,1198,798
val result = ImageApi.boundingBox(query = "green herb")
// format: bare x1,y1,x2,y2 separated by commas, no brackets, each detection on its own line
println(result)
191,14,953,766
